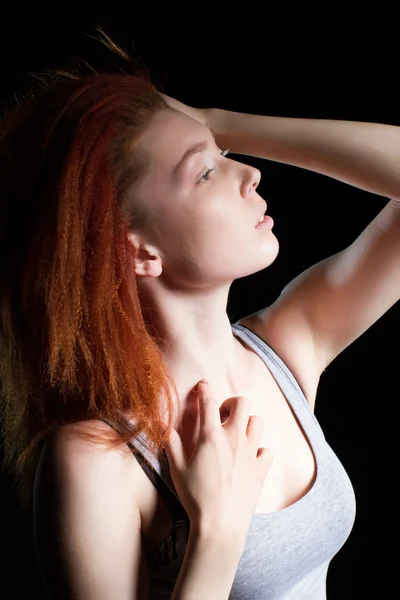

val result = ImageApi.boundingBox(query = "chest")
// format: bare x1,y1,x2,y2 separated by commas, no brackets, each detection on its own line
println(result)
244,368,317,513
141,359,318,556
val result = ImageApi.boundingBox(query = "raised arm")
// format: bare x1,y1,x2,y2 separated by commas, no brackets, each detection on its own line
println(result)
164,95,400,404
164,95,400,201
210,108,400,398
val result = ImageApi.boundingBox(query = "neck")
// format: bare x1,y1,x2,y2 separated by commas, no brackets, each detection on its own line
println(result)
138,280,253,407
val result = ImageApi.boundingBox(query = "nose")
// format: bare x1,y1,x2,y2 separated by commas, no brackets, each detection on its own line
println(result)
241,164,261,198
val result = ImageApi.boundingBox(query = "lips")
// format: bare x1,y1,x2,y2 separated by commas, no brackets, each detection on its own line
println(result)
255,202,267,226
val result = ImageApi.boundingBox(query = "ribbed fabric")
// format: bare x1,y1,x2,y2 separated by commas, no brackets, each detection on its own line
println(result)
118,323,356,598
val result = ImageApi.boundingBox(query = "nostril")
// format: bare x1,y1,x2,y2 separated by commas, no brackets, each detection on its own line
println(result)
219,406,230,424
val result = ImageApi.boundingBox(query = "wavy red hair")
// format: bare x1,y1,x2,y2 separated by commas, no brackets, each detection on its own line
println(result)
0,41,179,512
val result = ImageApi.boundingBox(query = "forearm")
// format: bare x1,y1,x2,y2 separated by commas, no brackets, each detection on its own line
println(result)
171,528,244,600
209,108,400,200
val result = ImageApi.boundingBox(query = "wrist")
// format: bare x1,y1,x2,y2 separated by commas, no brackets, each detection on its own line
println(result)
189,519,246,556
207,107,234,151
171,524,245,599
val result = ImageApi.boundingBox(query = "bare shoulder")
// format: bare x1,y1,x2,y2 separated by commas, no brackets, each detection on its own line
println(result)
41,418,136,464
237,305,321,411
37,419,144,500
34,420,151,599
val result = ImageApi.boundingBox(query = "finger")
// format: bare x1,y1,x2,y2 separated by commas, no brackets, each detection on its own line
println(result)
223,395,251,434
246,414,264,447
179,387,201,457
164,428,186,471
198,380,221,435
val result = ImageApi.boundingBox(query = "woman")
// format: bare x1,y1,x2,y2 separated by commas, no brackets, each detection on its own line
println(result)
1,36,399,599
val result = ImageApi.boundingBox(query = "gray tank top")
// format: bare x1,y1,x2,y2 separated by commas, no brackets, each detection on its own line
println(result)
126,323,356,599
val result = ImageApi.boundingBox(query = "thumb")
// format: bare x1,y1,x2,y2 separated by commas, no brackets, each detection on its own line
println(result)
164,427,186,471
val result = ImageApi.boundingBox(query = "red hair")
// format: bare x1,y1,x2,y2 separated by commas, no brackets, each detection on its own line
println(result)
0,42,178,512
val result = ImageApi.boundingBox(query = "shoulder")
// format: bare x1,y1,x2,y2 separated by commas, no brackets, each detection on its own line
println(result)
36,419,150,512
34,420,152,598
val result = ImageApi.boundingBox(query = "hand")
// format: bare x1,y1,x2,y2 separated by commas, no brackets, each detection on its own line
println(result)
161,94,211,129
165,380,273,543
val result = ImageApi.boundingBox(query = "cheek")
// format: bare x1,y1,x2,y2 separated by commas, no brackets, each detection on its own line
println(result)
184,217,247,270
161,214,229,275
149,184,253,272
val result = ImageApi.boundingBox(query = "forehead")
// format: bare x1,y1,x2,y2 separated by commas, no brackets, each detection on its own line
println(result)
139,108,214,167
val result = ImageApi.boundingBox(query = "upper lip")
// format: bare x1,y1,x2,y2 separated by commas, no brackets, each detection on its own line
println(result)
255,202,267,226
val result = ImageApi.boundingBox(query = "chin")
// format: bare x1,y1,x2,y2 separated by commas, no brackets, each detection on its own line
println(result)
260,234,280,263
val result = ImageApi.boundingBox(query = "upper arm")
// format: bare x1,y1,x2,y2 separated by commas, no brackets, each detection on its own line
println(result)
33,421,149,600
258,200,400,385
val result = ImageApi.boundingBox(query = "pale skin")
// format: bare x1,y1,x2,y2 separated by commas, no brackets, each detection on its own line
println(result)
34,98,400,599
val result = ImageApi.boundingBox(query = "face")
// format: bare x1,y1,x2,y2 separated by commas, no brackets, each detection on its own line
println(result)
131,109,279,289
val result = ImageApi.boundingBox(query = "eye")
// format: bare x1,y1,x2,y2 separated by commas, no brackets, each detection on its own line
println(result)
198,168,214,183
196,149,230,184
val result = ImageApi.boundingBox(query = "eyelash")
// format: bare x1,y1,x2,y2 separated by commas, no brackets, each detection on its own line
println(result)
197,148,230,184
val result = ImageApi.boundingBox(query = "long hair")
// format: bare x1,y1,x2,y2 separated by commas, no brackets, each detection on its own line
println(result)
0,33,178,513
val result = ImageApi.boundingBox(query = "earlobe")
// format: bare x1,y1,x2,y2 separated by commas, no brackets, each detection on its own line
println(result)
128,233,163,278
133,248,163,278
134,261,162,278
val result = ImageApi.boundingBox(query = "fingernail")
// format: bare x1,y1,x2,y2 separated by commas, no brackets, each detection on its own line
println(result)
196,379,208,393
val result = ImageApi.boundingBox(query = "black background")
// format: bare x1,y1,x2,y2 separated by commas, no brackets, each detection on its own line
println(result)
0,6,397,599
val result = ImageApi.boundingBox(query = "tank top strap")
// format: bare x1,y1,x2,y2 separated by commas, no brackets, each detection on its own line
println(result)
99,419,187,522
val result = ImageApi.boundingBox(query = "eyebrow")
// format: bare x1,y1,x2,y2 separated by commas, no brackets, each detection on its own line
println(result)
172,140,209,176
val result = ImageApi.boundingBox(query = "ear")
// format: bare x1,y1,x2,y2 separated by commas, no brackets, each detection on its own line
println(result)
128,233,163,278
